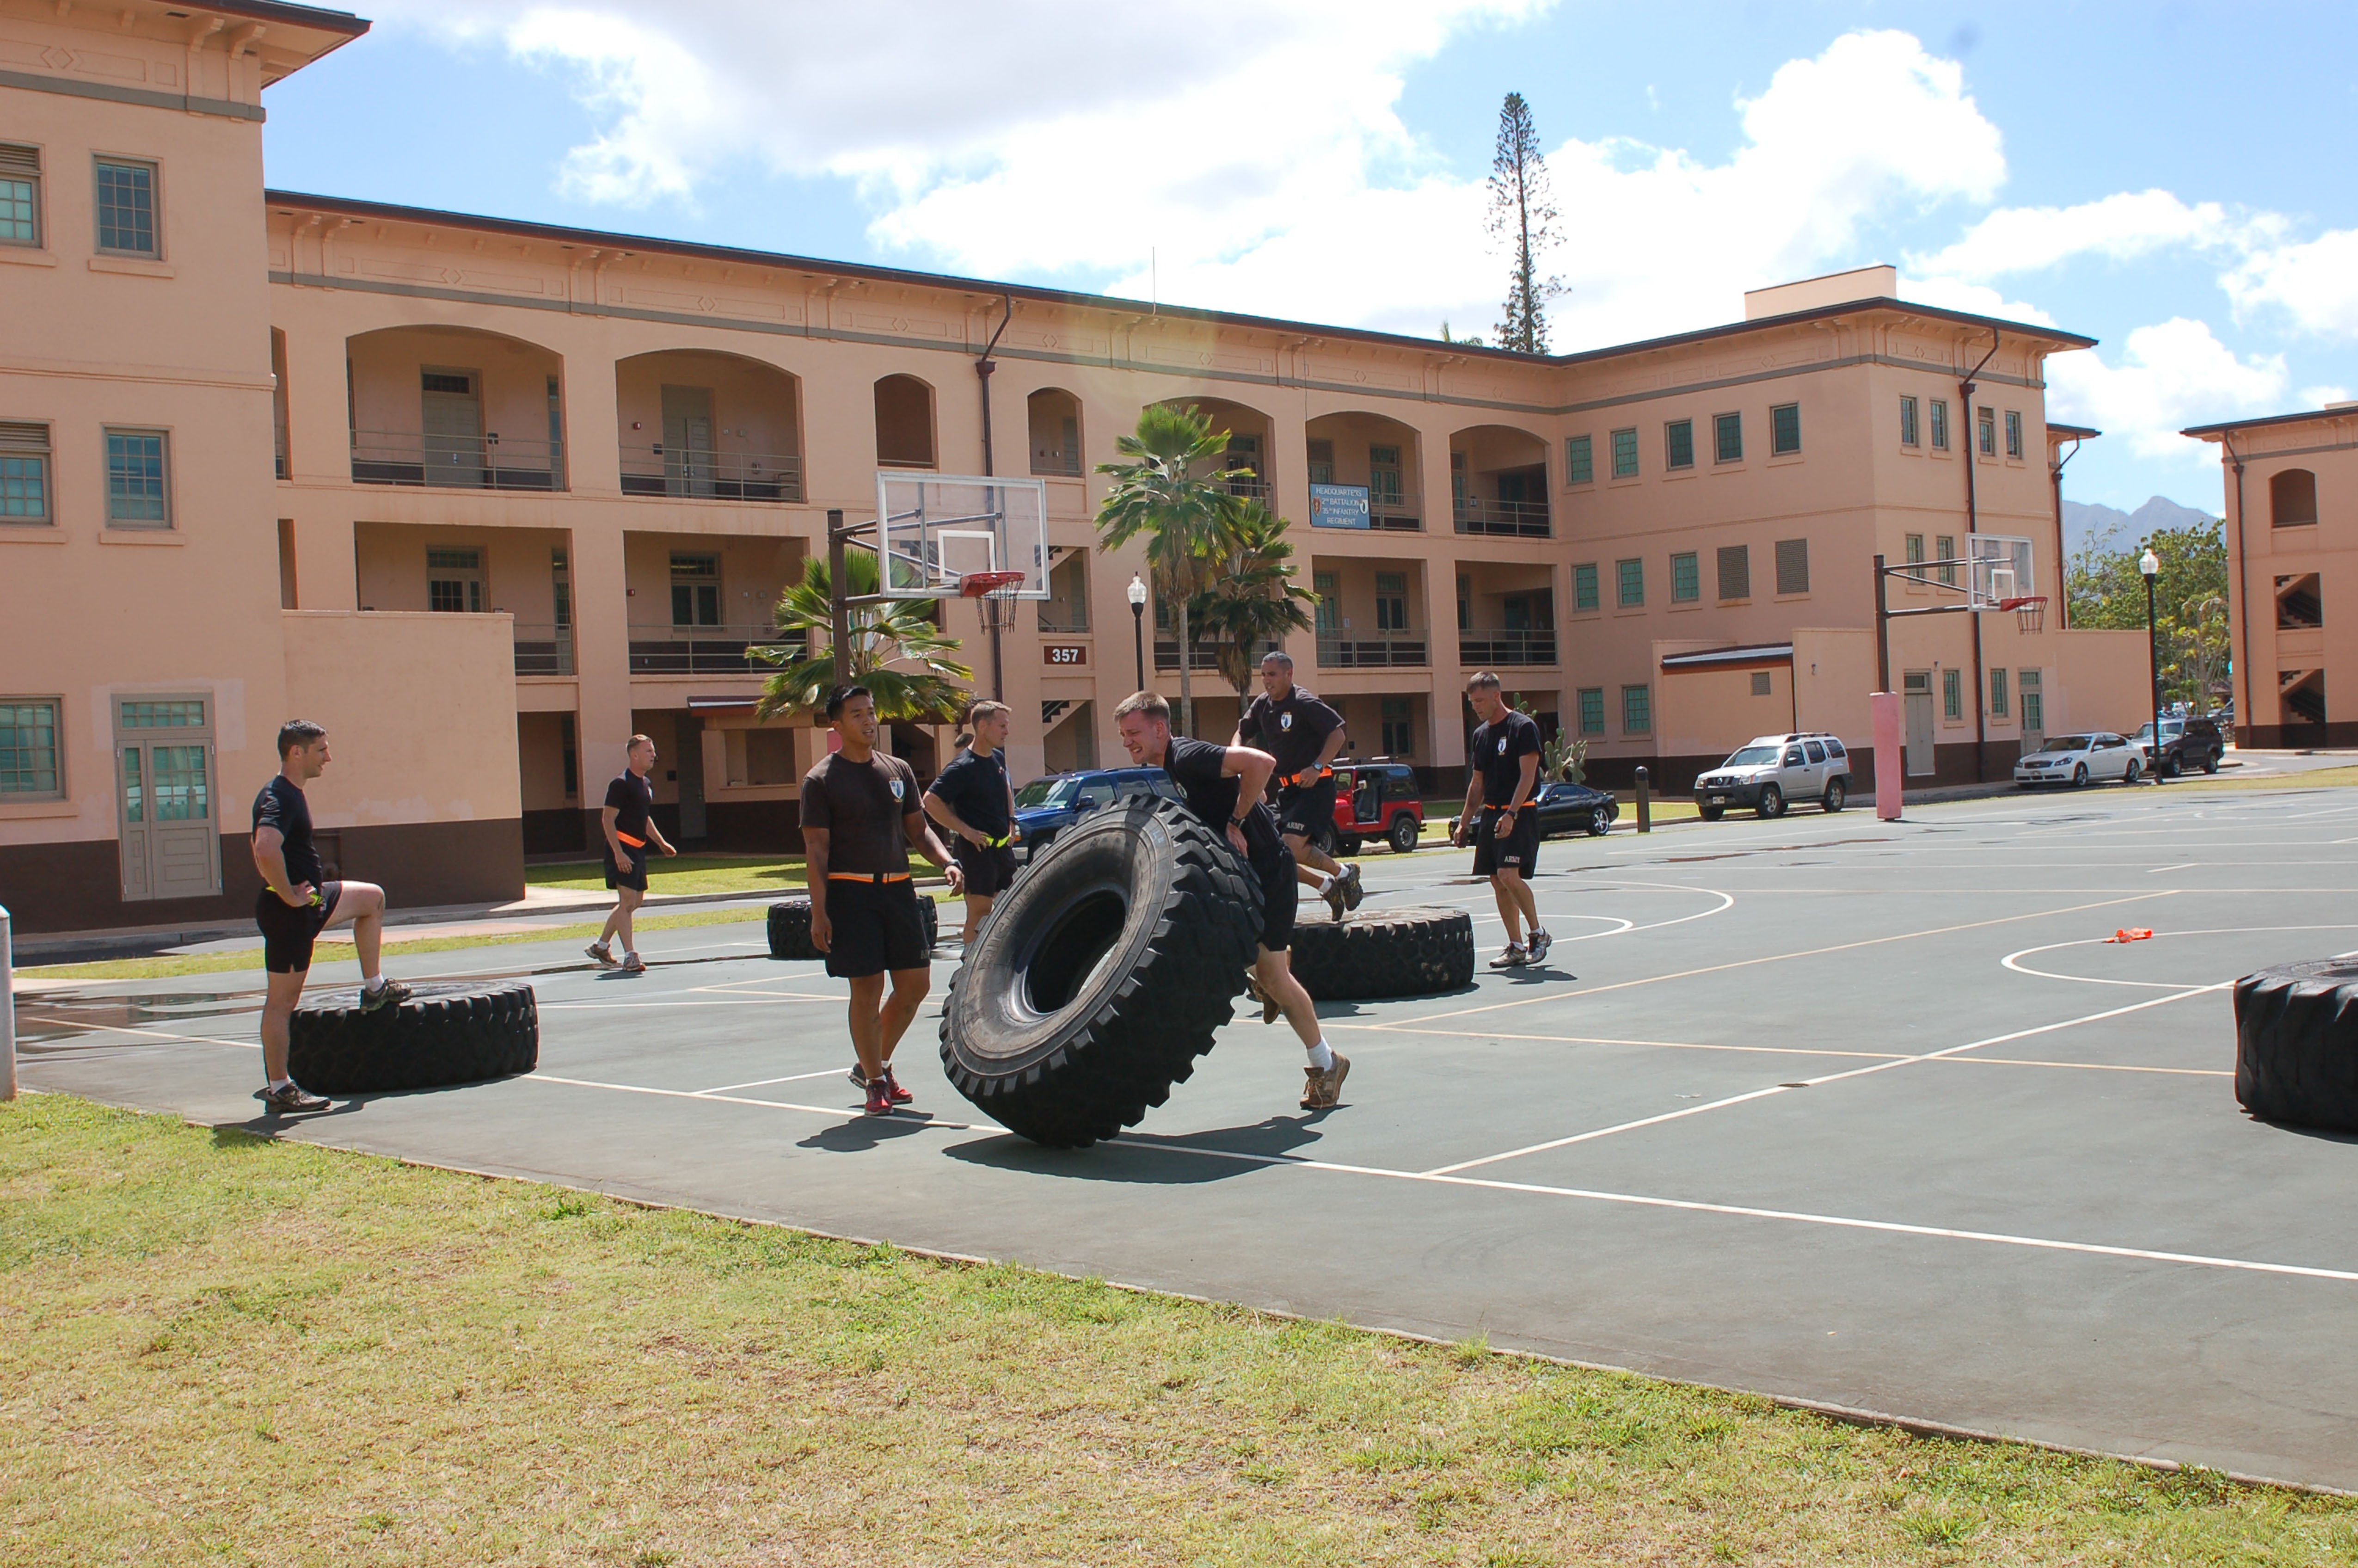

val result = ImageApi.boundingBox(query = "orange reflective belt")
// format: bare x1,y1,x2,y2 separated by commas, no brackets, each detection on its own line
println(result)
615,830,646,849
827,871,911,884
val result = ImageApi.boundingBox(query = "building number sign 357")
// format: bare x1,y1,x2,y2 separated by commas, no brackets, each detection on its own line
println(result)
1043,644,1087,666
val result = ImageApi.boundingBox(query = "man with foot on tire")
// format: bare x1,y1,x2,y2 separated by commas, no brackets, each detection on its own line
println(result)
924,700,1018,950
1455,672,1552,968
250,720,412,1113
1117,691,1350,1111
803,685,963,1117
1233,652,1361,922
586,734,678,974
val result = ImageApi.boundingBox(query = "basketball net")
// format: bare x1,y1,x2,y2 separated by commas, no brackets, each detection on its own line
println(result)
960,569,1025,635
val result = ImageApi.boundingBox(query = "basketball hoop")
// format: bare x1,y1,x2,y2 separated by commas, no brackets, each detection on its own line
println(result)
2000,596,2048,634
960,569,1026,634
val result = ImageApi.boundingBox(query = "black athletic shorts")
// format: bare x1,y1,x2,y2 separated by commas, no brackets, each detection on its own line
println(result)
1471,806,1541,878
1257,846,1300,953
1276,776,1337,847
822,878,930,979
604,842,648,893
255,880,342,974
953,838,1019,899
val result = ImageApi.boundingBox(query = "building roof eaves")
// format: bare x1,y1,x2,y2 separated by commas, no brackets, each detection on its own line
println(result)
2047,422,2101,440
1554,299,2095,363
2181,407,2358,439
212,0,369,37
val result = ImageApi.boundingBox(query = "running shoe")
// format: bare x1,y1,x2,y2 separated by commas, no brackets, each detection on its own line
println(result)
879,1065,914,1105
584,942,620,969
1301,1053,1351,1110
1527,927,1553,964
618,952,647,973
863,1077,896,1117
1339,861,1365,911
357,978,413,1014
255,1082,330,1113
1320,874,1349,921
1488,944,1530,969
1245,971,1282,1025
847,1064,869,1091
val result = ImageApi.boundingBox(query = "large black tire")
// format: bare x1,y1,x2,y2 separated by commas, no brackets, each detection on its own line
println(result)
940,796,1263,1147
288,981,537,1095
1288,906,1474,1002
768,892,940,959
2235,959,2358,1131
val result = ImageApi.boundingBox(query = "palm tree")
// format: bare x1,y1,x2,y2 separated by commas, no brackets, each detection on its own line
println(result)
1095,402,1243,736
1190,498,1317,702
753,549,972,724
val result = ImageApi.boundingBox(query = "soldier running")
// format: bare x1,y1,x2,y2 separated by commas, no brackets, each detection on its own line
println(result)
1455,671,1552,967
923,699,1019,949
1233,652,1362,921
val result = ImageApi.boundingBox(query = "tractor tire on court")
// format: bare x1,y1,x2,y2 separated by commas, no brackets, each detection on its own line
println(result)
768,892,939,959
1288,906,1475,1002
1389,813,1422,854
921,894,940,950
940,796,1264,1148
288,980,537,1095
2233,959,2358,1132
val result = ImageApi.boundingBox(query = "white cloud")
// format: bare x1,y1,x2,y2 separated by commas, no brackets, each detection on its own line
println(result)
1906,189,2254,280
1897,277,2056,327
2301,383,2354,406
2224,228,2358,338
2045,318,2286,459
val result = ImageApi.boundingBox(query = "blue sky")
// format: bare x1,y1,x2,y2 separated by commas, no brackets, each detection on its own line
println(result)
262,1,2358,517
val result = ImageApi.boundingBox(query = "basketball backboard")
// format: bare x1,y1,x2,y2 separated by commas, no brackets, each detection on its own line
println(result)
1967,535,2036,609
875,472,1050,601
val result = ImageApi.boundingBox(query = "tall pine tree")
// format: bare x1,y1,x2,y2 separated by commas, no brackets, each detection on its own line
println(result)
1486,92,1564,353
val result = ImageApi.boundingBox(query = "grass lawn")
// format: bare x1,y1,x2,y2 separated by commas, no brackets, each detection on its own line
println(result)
528,854,811,897
4,1096,2352,1566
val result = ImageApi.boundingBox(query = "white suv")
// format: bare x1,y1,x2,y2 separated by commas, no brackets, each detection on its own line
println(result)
1694,733,1854,821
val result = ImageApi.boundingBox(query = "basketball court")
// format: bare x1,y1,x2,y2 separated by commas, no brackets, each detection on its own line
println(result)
17,779,2358,1491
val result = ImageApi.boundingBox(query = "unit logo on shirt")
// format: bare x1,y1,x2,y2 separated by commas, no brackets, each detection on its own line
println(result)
1279,713,1295,731
890,777,906,801
1498,736,1509,753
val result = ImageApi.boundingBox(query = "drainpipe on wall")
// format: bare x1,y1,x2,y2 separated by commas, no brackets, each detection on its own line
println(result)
2223,436,2248,743
976,291,1014,699
1959,329,2001,783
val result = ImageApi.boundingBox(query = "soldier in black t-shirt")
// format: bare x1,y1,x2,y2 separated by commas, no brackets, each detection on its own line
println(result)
1454,671,1552,968
1233,652,1361,920
923,699,1018,947
586,734,679,974
248,719,412,1113
1116,690,1351,1111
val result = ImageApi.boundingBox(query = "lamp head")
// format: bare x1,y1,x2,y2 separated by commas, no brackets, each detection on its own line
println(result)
2138,547,2160,579
1127,572,1148,608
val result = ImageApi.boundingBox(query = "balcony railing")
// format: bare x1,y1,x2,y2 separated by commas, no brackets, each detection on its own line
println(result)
628,623,806,676
619,445,803,503
1032,452,1083,477
1457,627,1557,667
1369,505,1421,531
1225,475,1272,501
1453,498,1551,538
1316,628,1429,668
1038,606,1090,634
1153,639,1222,672
351,430,565,491
512,622,577,677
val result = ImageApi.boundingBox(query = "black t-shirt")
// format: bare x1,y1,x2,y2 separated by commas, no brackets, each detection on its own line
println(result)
925,747,1011,837
1238,686,1343,778
604,772,654,844
252,775,322,887
1162,736,1282,872
1471,709,1543,807
801,750,921,875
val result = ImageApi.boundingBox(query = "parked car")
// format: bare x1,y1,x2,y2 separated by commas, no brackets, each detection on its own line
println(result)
2014,732,2143,788
1692,733,1854,820
2133,715,2224,776
1012,767,1185,856
1444,780,1620,843
1329,759,1426,855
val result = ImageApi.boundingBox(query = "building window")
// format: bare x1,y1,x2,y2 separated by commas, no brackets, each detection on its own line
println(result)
1930,400,1950,451
104,428,169,526
1770,403,1801,455
671,552,721,627
1577,687,1605,736
427,547,485,613
1381,696,1414,756
1990,667,2010,718
0,698,62,797
1610,427,1639,479
1665,419,1695,471
1977,406,1996,457
1313,571,1339,634
1935,534,1957,588
1905,533,1924,566
1369,444,1403,510
93,157,156,257
1565,434,1593,486
1751,671,1773,697
1717,544,1750,602
1899,395,1919,447
1455,572,1470,631
2272,469,2320,527
0,142,40,247
1621,683,1652,735
1713,412,1743,464
1616,557,1644,608
2004,410,2023,459
1374,570,1408,631
0,422,50,523
1573,562,1599,612
1305,437,1334,486
2020,669,2043,732
1775,538,1810,596
1943,667,1963,720
1671,551,1700,602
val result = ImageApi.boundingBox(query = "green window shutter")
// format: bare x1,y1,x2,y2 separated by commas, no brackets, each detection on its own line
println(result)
1610,429,1639,479
1565,434,1593,486
1671,552,1699,602
1714,412,1743,463
1770,403,1800,455
1616,558,1644,608
1573,563,1598,612
1665,420,1694,470
1578,688,1605,735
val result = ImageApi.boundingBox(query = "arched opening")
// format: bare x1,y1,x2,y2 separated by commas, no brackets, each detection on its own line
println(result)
615,350,803,502
1150,396,1272,499
270,327,289,479
1028,387,1083,476
1305,410,1423,530
1449,424,1551,537
346,325,567,490
875,374,936,468
2272,468,2319,528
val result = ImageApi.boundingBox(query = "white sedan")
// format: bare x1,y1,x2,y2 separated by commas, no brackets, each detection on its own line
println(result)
2014,732,2144,788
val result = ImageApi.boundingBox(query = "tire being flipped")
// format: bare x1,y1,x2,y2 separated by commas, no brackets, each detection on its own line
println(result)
1288,906,1475,1002
287,980,538,1095
940,795,1264,1147
2233,958,2358,1131
768,892,938,960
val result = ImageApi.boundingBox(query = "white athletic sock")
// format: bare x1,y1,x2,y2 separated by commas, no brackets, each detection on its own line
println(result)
588,938,609,953
1306,1040,1336,1071
269,1078,292,1092
362,973,385,992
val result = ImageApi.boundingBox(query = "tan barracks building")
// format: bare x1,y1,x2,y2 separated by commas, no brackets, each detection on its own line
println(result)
0,0,2151,934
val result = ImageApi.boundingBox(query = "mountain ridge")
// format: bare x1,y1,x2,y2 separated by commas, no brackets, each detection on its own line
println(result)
2060,496,2214,560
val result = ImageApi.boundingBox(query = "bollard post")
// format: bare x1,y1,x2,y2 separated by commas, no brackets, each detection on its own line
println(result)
1634,767,1651,833
1,904,14,1101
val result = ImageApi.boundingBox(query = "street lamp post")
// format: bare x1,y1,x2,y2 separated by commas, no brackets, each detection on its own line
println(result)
1127,573,1148,692
2140,545,2164,782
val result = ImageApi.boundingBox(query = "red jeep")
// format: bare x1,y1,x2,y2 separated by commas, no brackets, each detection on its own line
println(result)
1327,759,1425,855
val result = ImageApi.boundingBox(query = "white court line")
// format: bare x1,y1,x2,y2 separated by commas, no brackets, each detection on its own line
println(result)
20,1015,256,1051
2147,863,2198,873
523,1071,986,1129
694,1067,866,1094
2002,926,2358,989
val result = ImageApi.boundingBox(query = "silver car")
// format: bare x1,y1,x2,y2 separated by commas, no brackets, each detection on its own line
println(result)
2013,732,2143,788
